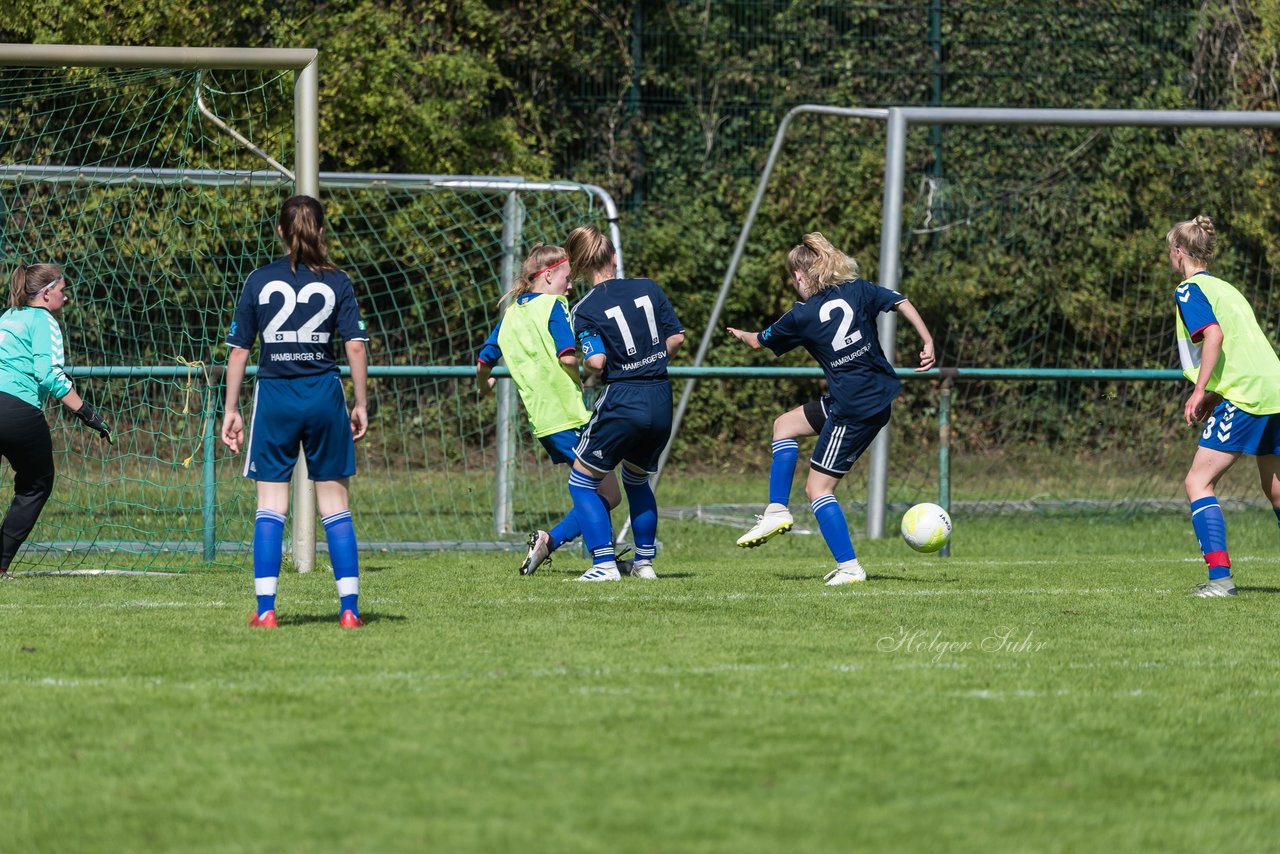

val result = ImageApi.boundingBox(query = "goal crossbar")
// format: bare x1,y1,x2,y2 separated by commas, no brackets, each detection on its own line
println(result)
669,104,1280,539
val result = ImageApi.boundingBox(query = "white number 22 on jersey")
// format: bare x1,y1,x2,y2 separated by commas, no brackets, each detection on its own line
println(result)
604,295,660,356
260,281,336,343
819,299,863,352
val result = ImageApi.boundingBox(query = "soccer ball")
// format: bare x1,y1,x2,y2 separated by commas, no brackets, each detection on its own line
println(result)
900,502,952,553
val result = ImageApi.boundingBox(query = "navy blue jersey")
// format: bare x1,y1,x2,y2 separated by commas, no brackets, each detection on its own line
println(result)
759,278,905,418
571,278,683,383
227,256,369,379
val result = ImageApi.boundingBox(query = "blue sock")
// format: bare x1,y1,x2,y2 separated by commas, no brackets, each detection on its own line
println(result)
1190,496,1230,580
769,440,799,506
811,494,856,564
323,510,360,616
549,510,580,550
622,468,658,561
1273,505,1280,529
253,509,286,616
568,468,614,565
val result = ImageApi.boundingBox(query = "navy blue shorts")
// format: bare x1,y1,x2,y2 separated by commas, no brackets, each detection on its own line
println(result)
574,380,673,474
244,374,355,482
810,403,892,477
803,395,832,433
1199,398,1280,456
538,427,581,465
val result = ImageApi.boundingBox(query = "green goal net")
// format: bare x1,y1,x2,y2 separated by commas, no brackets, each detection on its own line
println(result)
681,113,1280,533
0,59,620,572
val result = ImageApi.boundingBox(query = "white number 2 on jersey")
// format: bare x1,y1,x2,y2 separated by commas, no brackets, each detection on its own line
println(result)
260,281,337,343
604,295,660,356
819,298,863,352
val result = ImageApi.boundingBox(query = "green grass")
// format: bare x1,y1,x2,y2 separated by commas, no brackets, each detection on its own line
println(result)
4,511,1280,852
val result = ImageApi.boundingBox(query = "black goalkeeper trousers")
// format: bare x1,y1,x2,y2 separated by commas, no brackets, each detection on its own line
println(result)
0,391,54,570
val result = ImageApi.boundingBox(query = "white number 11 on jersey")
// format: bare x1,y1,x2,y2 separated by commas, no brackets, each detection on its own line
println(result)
605,295,660,356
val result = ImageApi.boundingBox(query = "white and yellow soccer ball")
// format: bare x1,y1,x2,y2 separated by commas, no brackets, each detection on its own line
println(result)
900,502,952,553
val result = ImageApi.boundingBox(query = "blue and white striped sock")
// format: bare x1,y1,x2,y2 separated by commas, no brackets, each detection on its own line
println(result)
253,509,286,617
1190,496,1230,580
768,439,800,506
811,494,856,564
323,510,360,616
568,468,614,565
622,467,658,562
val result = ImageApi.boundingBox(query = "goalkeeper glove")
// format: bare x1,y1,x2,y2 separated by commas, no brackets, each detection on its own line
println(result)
74,401,114,444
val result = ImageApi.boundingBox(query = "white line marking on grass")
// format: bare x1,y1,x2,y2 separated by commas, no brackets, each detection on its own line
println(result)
478,586,1174,607
12,656,1278,695
0,600,229,610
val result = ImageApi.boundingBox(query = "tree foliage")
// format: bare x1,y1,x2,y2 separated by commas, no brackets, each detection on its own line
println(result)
2,1,1278,464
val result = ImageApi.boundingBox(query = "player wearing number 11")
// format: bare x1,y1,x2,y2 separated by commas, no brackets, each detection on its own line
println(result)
222,195,371,628
565,225,685,582
728,232,935,585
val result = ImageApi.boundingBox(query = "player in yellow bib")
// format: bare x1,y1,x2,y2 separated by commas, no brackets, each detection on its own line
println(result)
1168,214,1280,597
475,244,621,575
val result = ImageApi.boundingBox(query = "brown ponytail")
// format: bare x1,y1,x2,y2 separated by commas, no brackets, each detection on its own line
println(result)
279,195,338,274
565,225,616,282
9,263,63,308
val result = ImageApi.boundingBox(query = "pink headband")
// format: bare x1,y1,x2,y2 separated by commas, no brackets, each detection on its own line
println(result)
534,258,568,278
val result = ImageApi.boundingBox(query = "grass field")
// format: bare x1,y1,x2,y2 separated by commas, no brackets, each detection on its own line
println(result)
4,510,1280,852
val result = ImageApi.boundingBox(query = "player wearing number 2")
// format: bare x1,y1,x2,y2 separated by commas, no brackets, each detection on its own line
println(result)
564,225,685,581
728,232,935,585
1168,215,1280,598
222,195,370,627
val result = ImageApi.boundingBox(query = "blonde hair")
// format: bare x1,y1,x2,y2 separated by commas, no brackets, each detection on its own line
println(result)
498,243,568,309
1166,215,1217,265
786,232,859,295
279,195,338,274
9,263,63,308
565,225,615,282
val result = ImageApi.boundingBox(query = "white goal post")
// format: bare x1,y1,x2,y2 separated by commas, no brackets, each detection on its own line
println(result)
667,104,1280,538
0,42,323,569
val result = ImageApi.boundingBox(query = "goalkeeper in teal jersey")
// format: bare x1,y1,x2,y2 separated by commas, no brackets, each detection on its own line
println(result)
0,264,112,579
474,243,622,575
1168,215,1280,598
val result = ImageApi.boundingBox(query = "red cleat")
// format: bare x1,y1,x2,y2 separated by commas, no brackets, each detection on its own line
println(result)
248,610,278,629
339,610,364,629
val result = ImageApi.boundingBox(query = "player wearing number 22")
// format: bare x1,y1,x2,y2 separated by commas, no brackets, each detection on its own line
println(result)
565,225,685,581
728,232,935,586
222,195,371,628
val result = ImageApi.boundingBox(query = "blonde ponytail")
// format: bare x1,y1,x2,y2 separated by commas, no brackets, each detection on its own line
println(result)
786,232,859,295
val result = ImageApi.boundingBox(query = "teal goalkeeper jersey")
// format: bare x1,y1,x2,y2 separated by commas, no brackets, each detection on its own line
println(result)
0,306,74,408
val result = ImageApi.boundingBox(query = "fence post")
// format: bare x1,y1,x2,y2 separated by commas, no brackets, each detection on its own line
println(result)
203,371,218,562
494,191,522,537
938,372,954,557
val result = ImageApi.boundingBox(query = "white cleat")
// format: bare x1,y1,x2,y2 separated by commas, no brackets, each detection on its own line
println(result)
823,560,866,586
576,563,621,582
519,530,552,576
628,559,658,579
1192,577,1237,597
736,503,794,548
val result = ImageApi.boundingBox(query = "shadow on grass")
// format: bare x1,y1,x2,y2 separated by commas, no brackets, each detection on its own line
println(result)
772,572,956,583
278,611,407,626
1235,586,1280,594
